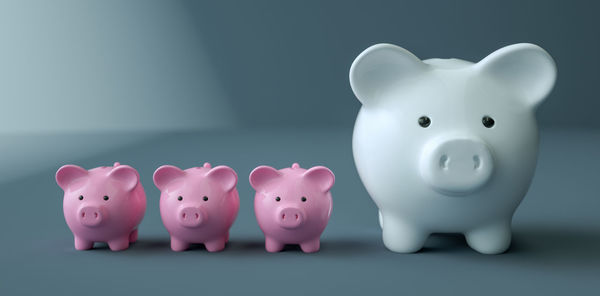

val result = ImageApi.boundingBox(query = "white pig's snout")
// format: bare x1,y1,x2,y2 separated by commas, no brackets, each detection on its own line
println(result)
420,136,494,196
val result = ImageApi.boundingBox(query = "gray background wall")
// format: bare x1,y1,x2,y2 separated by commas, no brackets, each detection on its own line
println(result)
1,0,599,132
188,0,599,128
0,0,235,133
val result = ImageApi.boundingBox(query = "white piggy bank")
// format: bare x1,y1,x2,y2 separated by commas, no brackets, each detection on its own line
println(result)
350,43,556,254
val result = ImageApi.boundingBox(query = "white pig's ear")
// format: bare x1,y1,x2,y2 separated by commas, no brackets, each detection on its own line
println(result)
108,165,139,192
476,43,557,109
349,43,427,105
153,165,185,191
303,166,335,193
249,166,281,191
56,165,88,191
206,166,238,193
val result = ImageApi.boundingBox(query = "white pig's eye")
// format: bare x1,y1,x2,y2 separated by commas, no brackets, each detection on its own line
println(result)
301,196,307,202
275,196,281,202
78,195,84,200
203,196,208,201
418,116,431,128
482,116,495,128
103,195,109,201
177,196,183,201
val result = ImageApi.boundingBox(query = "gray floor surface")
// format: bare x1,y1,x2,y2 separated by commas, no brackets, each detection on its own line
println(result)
1,128,598,295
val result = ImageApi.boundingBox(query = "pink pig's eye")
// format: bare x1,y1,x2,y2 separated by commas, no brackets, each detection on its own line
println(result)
78,195,84,200
177,196,183,201
103,196,109,201
203,196,208,201
275,196,281,202
301,196,307,202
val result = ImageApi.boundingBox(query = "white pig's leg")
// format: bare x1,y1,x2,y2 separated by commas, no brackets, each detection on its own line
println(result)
265,237,284,253
205,237,226,252
381,214,429,253
465,221,511,254
170,237,189,252
74,236,93,250
108,236,130,251
378,210,383,229
299,237,320,253
128,229,138,243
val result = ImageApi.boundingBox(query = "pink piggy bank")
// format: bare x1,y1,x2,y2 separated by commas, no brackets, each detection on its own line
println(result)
153,163,239,252
250,163,335,253
56,162,146,251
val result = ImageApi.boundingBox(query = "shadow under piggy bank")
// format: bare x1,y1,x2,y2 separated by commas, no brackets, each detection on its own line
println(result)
222,238,380,256
507,226,600,269
88,226,600,269
415,226,600,269
121,236,379,256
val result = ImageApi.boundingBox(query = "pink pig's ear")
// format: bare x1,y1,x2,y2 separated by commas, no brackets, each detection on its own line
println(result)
56,165,89,191
108,165,140,192
153,165,185,191
206,166,238,192
303,166,335,193
249,166,281,190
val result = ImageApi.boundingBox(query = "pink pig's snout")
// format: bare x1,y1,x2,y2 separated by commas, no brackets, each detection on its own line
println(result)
78,206,105,227
276,207,305,229
178,206,207,228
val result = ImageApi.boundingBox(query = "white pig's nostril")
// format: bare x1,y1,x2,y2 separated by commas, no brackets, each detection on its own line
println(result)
195,213,199,220
440,154,449,170
94,212,98,218
473,155,481,169
182,213,186,219
295,214,299,220
81,212,85,218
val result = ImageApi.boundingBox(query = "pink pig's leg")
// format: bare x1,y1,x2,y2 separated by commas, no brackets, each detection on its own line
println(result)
74,236,94,250
129,229,138,243
265,237,284,253
170,237,190,252
108,236,130,251
300,238,321,253
225,231,229,243
204,237,227,252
